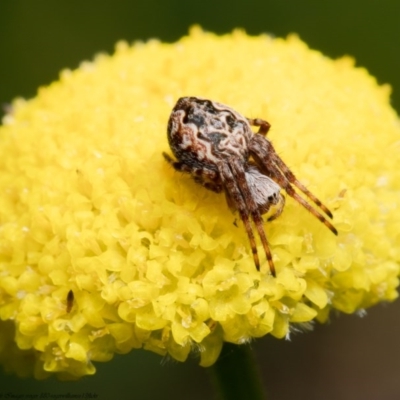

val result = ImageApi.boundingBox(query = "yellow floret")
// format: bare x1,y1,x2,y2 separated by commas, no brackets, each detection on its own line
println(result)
0,26,399,378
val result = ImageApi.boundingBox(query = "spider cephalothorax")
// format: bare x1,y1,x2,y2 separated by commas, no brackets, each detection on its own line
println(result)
163,96,337,276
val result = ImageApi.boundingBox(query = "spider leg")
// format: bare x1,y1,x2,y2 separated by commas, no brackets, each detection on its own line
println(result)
218,159,276,276
270,150,334,219
249,136,338,236
247,121,334,219
163,152,223,193
286,188,337,235
247,118,271,136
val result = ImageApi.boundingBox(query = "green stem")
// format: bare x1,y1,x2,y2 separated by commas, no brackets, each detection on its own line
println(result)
209,343,266,400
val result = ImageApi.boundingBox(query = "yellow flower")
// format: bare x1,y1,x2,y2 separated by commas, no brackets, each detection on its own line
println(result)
0,26,399,379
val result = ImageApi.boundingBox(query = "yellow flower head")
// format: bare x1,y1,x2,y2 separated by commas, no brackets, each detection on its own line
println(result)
0,27,399,379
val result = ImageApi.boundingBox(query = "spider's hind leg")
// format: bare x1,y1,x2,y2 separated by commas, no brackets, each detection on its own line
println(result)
247,118,271,136
163,152,223,193
163,152,183,170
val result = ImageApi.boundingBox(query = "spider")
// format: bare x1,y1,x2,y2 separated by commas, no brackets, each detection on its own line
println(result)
163,97,337,276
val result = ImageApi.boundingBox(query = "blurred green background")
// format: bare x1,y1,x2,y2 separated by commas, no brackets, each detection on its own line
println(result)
0,1,399,399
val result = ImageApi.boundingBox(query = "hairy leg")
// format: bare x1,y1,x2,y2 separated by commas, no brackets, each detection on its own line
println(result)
248,136,337,235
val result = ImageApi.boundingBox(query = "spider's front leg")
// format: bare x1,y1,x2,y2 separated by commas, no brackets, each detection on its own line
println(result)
218,159,276,276
248,135,338,236
163,152,223,193
247,118,271,136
